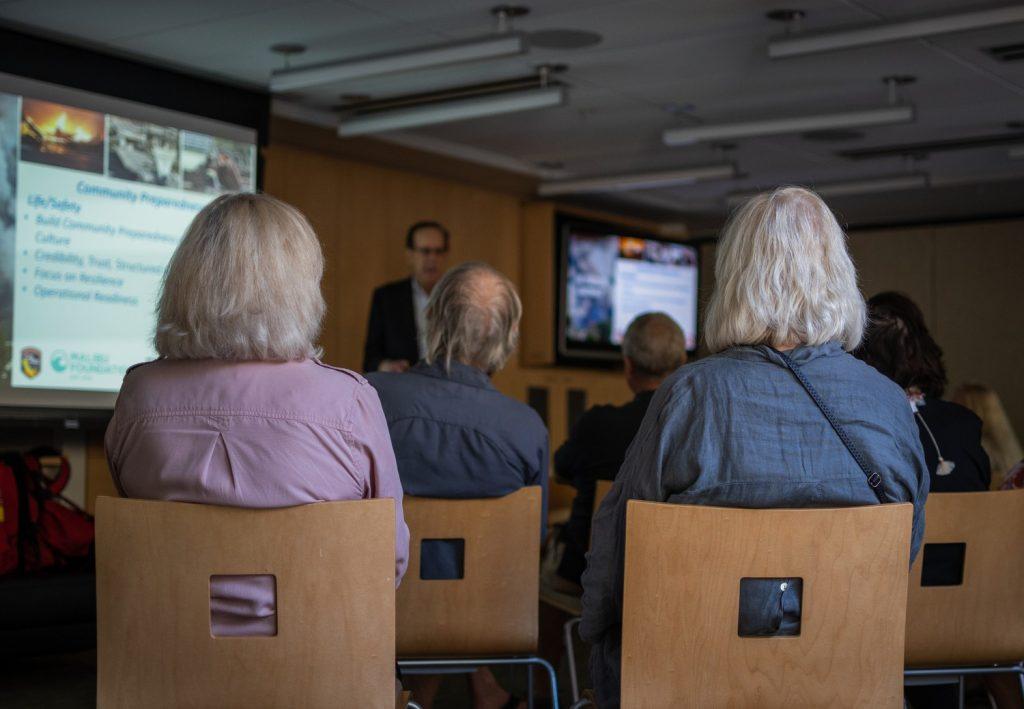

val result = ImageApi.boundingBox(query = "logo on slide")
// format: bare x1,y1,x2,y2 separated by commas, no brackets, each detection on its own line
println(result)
20,347,42,379
51,350,68,373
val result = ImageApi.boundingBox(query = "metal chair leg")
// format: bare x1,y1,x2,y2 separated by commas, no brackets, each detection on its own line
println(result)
397,656,560,709
527,662,534,709
564,617,582,703
957,674,965,709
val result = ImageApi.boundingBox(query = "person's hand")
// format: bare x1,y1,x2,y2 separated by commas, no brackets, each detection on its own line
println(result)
378,359,411,373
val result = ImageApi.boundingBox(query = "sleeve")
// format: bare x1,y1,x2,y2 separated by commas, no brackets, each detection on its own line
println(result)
967,414,992,490
580,381,685,645
102,408,129,497
362,287,386,373
347,383,410,585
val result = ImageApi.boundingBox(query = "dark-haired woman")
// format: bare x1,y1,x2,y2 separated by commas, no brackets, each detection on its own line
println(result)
855,291,990,493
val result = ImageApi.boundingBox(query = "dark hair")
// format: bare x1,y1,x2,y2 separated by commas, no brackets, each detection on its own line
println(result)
853,291,947,398
405,221,450,250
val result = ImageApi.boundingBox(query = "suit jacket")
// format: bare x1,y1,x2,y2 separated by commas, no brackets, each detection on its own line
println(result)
363,277,419,372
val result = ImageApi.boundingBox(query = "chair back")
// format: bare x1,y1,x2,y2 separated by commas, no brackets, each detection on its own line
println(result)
621,501,913,708
397,487,541,657
96,497,396,709
905,490,1024,666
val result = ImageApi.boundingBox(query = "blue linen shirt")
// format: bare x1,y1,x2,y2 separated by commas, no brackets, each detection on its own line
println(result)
580,342,930,707
368,360,550,565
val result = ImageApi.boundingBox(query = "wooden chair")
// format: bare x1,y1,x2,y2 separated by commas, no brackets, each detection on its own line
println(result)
620,501,914,708
95,496,397,709
395,487,559,708
904,490,1024,704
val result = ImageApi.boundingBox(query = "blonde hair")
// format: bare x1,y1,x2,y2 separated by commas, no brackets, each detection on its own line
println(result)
952,383,1024,487
425,262,521,375
155,193,325,360
704,186,865,353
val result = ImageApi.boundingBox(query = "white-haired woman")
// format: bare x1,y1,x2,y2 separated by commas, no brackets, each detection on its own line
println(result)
105,193,409,637
580,187,929,708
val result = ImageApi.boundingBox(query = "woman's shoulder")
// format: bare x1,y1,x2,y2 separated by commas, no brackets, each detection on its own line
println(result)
118,358,372,423
920,398,983,430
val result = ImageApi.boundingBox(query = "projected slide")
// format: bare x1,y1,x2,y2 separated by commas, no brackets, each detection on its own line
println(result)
0,87,256,396
564,231,698,355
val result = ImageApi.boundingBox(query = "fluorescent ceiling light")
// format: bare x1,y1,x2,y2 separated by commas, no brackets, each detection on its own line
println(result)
663,105,914,146
769,5,1024,58
337,85,565,136
271,34,526,92
538,164,736,196
725,173,929,207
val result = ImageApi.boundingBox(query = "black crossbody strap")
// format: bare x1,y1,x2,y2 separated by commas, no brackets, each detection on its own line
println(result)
773,349,888,505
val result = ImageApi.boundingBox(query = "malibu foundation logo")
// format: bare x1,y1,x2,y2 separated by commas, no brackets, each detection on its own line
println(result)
20,347,42,379
51,350,68,373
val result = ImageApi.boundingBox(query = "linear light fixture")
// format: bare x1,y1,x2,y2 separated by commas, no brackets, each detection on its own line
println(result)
538,164,736,196
725,173,929,207
663,105,914,146
271,34,526,92
769,5,1024,59
337,85,565,136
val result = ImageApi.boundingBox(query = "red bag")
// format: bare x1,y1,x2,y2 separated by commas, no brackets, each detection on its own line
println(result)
0,461,19,574
0,449,94,575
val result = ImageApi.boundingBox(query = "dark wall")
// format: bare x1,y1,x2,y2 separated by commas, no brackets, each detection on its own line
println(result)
0,26,270,181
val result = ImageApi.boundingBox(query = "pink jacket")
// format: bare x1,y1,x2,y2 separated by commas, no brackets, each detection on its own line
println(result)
105,358,409,636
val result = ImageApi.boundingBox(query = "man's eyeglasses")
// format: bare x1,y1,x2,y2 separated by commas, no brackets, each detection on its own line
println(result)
410,247,448,256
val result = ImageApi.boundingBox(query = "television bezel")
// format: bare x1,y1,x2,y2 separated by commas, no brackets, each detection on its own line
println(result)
555,213,699,366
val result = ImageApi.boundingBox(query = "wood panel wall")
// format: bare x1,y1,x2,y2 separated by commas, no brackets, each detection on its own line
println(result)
848,220,1024,442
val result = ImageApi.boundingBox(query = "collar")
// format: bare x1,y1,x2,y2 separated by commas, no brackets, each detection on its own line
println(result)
724,341,846,366
410,359,495,391
411,278,429,301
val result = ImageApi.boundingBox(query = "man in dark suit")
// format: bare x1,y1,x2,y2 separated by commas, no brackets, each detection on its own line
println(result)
363,221,449,373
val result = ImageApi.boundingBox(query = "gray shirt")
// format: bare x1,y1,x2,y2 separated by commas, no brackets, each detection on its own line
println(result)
367,360,549,535
580,342,929,707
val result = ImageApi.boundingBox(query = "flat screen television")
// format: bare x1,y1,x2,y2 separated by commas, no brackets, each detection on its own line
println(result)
557,215,698,363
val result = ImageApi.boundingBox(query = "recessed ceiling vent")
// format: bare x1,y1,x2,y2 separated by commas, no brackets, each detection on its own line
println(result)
985,42,1024,62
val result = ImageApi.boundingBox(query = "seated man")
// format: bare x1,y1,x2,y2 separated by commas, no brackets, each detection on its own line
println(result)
368,261,548,709
552,312,687,594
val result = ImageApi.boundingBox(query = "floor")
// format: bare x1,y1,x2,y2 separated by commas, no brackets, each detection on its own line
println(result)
0,629,585,708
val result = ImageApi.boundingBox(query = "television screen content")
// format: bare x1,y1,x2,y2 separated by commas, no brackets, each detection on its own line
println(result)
0,71,258,411
559,220,698,361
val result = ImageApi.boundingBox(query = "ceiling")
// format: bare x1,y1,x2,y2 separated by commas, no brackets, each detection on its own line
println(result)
4,0,1024,230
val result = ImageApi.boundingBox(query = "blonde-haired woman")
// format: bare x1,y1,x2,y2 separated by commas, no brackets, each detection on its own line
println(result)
580,187,929,708
105,193,409,636
952,383,1024,488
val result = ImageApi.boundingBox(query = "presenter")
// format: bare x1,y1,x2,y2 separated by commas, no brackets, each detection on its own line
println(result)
363,221,450,373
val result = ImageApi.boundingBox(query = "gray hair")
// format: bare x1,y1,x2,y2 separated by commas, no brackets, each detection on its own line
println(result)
622,312,687,378
704,186,865,353
424,262,521,375
155,193,325,360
